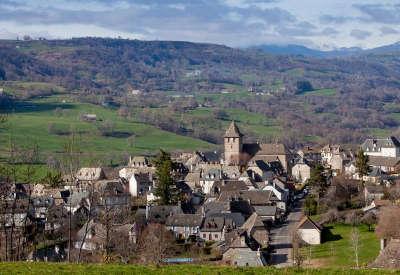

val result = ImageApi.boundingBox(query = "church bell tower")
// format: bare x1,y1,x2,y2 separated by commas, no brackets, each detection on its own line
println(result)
224,121,243,165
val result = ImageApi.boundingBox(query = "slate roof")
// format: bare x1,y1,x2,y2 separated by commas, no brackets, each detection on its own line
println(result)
256,143,289,155
297,216,322,231
166,213,203,227
213,180,250,194
224,121,243,138
148,205,183,224
368,156,400,167
365,185,385,194
208,212,246,227
370,239,400,269
362,137,400,151
253,205,277,217
218,190,273,205
202,201,230,216
201,215,236,232
223,247,266,266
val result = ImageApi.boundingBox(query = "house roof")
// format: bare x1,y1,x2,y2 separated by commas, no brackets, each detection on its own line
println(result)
218,190,273,205
256,143,289,156
148,205,183,224
253,205,277,217
201,216,231,232
76,167,105,181
368,156,400,168
362,136,400,151
202,201,230,216
368,167,383,177
365,185,385,194
208,212,246,227
224,121,243,138
370,238,400,269
130,156,149,164
166,214,203,227
297,216,322,232
223,247,266,266
213,180,250,194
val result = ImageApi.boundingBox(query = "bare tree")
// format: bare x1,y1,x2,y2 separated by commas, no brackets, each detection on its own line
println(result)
350,227,360,269
292,231,305,268
136,223,175,264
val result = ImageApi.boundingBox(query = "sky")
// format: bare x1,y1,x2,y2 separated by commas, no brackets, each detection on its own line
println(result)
0,0,399,50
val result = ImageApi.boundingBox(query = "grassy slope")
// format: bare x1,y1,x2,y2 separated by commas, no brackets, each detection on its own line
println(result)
302,224,380,268
304,88,336,96
0,263,397,275
188,106,282,139
0,95,214,161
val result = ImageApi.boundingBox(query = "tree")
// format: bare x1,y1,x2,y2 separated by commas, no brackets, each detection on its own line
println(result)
361,211,377,231
153,150,179,205
296,80,313,94
350,227,360,268
41,171,63,188
292,232,305,268
304,195,318,216
308,164,327,196
0,67,6,80
355,149,369,178
136,223,175,264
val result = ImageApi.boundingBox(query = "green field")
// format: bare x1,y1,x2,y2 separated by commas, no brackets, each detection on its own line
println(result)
301,224,380,268
0,95,214,165
303,89,336,96
187,107,281,139
0,263,397,275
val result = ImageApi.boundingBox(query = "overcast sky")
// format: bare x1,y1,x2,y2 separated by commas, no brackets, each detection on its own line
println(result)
0,0,399,50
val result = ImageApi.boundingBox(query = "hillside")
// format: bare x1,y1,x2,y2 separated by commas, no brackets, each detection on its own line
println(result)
1,38,400,148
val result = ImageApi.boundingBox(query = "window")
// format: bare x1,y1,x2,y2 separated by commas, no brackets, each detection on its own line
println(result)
215,234,218,238
203,234,206,238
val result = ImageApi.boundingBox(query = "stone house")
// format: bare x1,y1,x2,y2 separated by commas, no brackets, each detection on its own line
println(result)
128,156,150,168
368,156,400,174
165,213,203,239
128,173,152,197
222,230,266,267
76,167,105,183
364,185,386,205
200,216,236,242
362,137,400,158
296,216,322,245
292,158,311,183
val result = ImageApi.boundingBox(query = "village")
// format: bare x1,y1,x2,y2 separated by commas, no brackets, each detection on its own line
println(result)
0,121,399,268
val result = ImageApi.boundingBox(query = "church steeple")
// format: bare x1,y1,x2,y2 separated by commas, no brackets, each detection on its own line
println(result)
224,121,243,165
224,121,243,138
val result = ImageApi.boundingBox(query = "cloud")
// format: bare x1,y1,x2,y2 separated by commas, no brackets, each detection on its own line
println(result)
350,29,372,40
319,14,356,24
355,4,400,24
0,0,398,49
380,26,399,35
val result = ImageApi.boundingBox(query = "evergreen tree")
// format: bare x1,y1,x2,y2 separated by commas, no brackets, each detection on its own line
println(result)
308,164,327,195
153,150,178,205
355,149,369,178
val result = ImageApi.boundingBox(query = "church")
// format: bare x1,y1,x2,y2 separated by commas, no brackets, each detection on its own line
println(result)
223,121,290,173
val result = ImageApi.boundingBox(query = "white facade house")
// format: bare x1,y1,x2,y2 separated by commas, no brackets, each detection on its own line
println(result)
361,137,400,158
128,173,152,197
296,216,322,245
292,161,311,183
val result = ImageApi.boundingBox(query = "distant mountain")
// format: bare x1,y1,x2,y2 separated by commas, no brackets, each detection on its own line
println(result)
250,42,400,57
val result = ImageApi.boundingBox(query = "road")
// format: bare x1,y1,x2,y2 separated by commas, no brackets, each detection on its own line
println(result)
269,200,304,267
